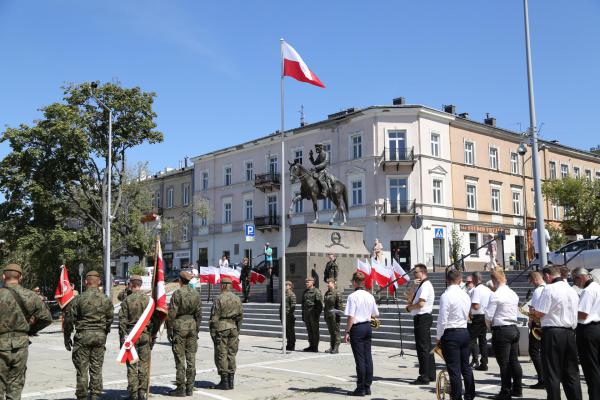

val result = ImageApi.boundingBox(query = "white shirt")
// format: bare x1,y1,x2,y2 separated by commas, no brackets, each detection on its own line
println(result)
532,228,550,254
219,259,229,268
411,279,434,316
578,281,600,324
470,284,492,315
536,279,579,329
530,284,545,310
436,284,471,339
345,288,379,324
485,284,519,327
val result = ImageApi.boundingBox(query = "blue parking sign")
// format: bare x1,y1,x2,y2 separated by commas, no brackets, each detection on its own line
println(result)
245,224,255,241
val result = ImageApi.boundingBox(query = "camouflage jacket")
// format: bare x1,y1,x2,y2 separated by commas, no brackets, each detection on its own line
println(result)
118,291,154,339
63,287,114,339
323,260,338,282
209,291,243,332
117,288,132,301
323,288,343,313
167,285,202,335
0,283,52,350
301,287,323,320
285,289,296,316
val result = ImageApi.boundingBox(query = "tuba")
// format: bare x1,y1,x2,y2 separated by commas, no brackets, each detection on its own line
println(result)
370,317,381,329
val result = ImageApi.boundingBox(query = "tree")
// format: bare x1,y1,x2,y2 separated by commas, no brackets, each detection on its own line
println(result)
548,225,568,251
0,82,163,288
542,177,600,238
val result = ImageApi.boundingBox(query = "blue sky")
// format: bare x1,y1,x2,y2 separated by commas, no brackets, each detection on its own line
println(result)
1,1,599,173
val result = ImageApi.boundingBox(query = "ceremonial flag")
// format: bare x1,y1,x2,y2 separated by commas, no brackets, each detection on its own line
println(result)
199,266,220,285
54,265,75,309
357,259,373,290
392,259,410,287
116,296,155,365
219,265,242,292
371,258,393,288
250,269,267,285
152,238,168,321
282,40,325,88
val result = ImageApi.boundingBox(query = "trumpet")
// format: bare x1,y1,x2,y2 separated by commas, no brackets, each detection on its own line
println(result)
519,304,542,341
370,317,381,329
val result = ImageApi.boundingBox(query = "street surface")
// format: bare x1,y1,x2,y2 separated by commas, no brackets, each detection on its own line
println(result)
23,321,585,399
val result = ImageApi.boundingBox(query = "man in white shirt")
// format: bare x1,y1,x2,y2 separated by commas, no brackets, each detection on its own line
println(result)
468,272,492,371
485,269,523,399
533,266,582,400
532,227,550,264
344,272,379,397
572,267,600,400
527,271,545,389
405,264,436,384
436,269,475,400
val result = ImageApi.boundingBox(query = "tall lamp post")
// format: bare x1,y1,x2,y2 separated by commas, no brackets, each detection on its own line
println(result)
89,82,113,296
517,143,529,267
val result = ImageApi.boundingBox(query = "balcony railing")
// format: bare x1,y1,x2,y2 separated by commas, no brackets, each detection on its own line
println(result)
382,147,415,170
254,172,281,192
254,215,280,231
382,199,416,220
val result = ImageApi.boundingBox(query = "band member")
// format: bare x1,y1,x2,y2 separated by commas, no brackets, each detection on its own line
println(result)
527,271,545,389
485,269,522,399
344,272,379,397
406,264,436,384
436,269,475,400
469,272,491,371
572,268,600,400
533,266,582,400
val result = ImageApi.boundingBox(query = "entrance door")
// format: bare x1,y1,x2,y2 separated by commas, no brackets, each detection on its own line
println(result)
514,236,525,268
388,131,407,161
433,238,446,268
197,248,208,267
391,240,411,271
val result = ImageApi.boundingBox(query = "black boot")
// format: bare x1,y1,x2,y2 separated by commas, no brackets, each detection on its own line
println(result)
138,389,147,400
185,387,194,396
228,373,235,389
211,374,230,390
168,387,186,397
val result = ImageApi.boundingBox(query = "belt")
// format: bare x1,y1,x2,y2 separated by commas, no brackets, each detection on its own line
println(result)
414,313,432,318
352,321,369,327
444,328,467,332
542,326,574,331
471,314,485,318
492,325,517,331
578,321,600,327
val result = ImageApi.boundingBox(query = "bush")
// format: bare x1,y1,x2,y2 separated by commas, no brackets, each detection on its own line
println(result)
128,264,146,276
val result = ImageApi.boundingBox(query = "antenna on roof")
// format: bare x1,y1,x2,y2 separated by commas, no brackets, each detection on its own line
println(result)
299,105,305,127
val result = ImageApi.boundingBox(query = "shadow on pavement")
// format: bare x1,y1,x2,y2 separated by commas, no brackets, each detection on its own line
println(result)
289,386,349,396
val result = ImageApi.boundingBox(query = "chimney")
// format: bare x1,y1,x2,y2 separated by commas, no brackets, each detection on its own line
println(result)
392,97,406,105
484,113,496,127
458,112,469,119
443,104,456,114
184,156,189,168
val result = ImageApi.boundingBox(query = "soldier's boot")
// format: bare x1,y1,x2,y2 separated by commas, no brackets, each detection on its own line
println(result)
228,373,235,390
211,374,230,390
168,387,186,397
185,387,194,396
138,389,147,400
331,344,339,354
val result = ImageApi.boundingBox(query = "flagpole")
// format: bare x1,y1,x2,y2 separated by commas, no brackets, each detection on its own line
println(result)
146,234,160,397
280,38,287,355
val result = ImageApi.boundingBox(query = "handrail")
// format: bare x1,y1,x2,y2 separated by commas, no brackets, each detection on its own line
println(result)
444,235,500,273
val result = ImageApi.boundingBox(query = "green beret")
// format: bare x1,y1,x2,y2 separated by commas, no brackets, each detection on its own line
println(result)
129,275,142,283
86,270,100,279
3,263,22,274
220,277,232,284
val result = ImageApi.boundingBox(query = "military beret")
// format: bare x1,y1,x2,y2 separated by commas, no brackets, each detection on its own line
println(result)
305,277,314,282
180,271,193,281
129,275,142,283
3,263,22,274
221,277,233,284
86,270,100,278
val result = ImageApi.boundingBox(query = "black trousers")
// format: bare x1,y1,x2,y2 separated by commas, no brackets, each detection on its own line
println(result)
349,322,373,392
528,328,544,384
441,328,475,400
468,315,488,366
576,323,600,400
542,327,582,400
413,313,436,381
492,325,523,396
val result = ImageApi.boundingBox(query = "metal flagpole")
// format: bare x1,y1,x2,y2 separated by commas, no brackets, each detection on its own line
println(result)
523,0,548,267
280,38,287,355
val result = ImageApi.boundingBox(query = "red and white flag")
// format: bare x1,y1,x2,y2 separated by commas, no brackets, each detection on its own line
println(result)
219,265,242,292
371,258,393,288
116,296,155,365
199,266,221,285
282,40,325,88
357,259,373,290
55,265,75,309
153,238,168,322
392,259,410,287
250,270,267,285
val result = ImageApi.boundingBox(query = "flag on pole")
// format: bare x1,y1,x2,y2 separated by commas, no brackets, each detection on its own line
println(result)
357,259,373,290
282,40,326,88
371,258,393,288
152,238,168,322
55,265,75,309
116,297,155,365
199,266,220,285
219,265,242,292
392,259,410,287
250,269,267,285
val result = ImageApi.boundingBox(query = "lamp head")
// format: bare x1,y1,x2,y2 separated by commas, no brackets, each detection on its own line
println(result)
90,81,99,90
517,143,527,156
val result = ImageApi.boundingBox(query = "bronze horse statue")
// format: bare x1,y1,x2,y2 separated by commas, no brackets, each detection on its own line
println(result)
287,160,349,225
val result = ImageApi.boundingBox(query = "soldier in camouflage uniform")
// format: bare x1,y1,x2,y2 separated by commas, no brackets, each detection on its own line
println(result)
166,271,202,397
209,277,243,391
280,280,296,351
118,280,133,302
63,270,114,400
301,277,323,352
118,275,155,400
323,253,338,283
323,278,343,354
0,264,52,400
239,257,251,303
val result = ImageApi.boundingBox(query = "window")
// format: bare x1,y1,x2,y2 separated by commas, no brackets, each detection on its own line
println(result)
431,133,440,157
267,195,277,218
585,169,592,181
469,233,478,255
167,187,174,208
489,147,498,170
294,192,303,214
512,191,522,215
182,184,190,206
389,178,408,212
466,184,477,210
166,227,172,242
351,180,363,206
245,161,253,181
549,162,557,180
182,224,189,241
596,171,600,180
156,190,161,208
200,216,207,227
510,152,519,174
464,141,474,165
491,188,501,213
293,148,303,165
351,134,362,159
151,192,156,208
388,131,406,160
202,171,209,190
552,203,560,220
224,166,232,186
561,164,569,178
223,202,232,224
244,199,253,221
323,142,332,162
573,166,580,178
321,197,332,210
432,179,442,205
269,156,278,174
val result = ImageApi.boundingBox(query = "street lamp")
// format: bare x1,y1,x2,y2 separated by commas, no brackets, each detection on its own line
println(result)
517,143,529,267
89,82,113,297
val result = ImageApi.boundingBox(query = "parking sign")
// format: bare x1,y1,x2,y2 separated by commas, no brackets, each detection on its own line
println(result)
245,224,255,242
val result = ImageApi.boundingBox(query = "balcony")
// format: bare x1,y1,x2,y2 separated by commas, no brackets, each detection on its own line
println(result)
381,199,416,221
381,147,416,171
254,215,280,232
254,172,281,192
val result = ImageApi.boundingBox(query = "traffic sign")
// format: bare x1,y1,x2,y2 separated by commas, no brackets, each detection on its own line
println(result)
434,227,444,239
245,224,255,242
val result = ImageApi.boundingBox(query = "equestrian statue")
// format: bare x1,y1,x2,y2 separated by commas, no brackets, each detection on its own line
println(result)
288,143,349,225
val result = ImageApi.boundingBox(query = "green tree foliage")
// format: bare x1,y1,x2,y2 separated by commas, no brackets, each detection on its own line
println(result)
542,177,600,238
548,225,568,251
0,82,162,290
449,225,463,264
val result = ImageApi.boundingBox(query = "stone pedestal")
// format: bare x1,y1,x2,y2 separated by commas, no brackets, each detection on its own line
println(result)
285,224,371,299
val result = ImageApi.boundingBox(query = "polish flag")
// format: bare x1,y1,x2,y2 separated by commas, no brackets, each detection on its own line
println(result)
219,265,242,292
153,238,168,322
371,258,393,288
282,40,325,88
250,270,267,285
199,266,220,285
392,259,410,287
357,259,373,290
54,265,75,309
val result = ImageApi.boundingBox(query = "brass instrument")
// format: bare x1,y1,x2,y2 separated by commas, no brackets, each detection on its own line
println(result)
431,344,451,400
370,317,381,329
404,283,417,312
430,343,444,361
519,303,542,341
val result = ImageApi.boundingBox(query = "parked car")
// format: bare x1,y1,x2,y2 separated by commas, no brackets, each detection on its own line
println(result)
532,239,600,269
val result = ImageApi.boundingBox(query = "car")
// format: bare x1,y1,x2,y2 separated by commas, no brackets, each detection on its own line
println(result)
532,239,600,269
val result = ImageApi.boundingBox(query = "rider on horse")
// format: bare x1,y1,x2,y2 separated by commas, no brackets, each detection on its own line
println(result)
309,143,333,198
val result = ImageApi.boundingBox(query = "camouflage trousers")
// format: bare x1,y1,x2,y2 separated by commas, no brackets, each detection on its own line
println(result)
214,329,239,374
0,346,28,400
126,333,151,398
242,278,251,301
171,330,198,390
286,315,296,349
305,315,320,349
325,314,341,349
72,330,107,399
